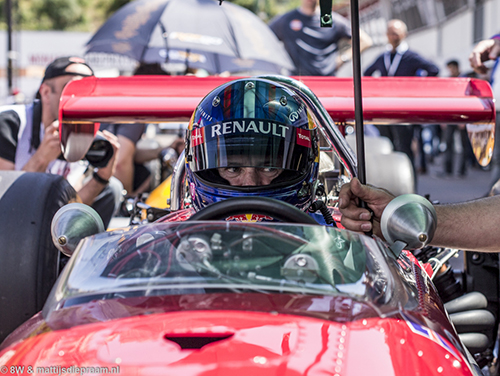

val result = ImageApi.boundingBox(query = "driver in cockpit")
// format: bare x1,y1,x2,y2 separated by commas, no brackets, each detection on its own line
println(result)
179,77,333,225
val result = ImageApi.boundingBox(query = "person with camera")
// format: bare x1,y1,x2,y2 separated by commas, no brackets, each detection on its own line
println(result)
0,56,120,228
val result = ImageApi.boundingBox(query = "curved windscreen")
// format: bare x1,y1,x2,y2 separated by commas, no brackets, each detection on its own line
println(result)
43,222,394,319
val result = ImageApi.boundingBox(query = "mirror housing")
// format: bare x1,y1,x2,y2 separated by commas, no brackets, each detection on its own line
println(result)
51,203,104,257
60,122,99,162
380,194,437,258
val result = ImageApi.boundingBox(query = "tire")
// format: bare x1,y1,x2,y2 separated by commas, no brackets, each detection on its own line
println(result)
0,171,77,342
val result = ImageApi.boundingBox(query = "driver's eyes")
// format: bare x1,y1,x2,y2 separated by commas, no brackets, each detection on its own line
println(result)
219,167,241,177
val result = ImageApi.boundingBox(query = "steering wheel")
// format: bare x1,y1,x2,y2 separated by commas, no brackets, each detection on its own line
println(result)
188,197,318,225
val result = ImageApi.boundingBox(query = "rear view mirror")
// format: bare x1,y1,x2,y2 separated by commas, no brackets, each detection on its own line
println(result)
380,194,437,258
51,203,104,257
466,122,495,167
60,122,98,162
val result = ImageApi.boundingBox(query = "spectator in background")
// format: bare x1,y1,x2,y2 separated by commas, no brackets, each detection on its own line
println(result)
99,122,145,196
335,35,500,254
0,56,120,228
99,62,169,197
102,62,187,199
269,0,372,76
364,19,439,180
442,59,475,177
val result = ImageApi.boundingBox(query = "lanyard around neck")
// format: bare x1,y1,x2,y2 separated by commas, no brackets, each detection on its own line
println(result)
384,41,408,76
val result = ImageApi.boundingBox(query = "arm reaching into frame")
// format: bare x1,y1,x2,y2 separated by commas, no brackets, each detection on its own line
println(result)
469,37,500,74
338,178,500,253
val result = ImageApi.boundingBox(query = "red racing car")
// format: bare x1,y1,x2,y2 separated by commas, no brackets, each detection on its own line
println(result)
0,74,496,376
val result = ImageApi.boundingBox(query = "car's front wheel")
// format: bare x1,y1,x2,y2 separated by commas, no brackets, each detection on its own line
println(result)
0,171,77,342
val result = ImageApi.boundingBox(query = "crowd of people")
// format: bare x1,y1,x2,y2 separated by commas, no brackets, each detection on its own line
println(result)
0,0,497,231
269,0,489,188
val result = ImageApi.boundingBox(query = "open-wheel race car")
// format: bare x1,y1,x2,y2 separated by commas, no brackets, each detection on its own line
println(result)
0,74,497,375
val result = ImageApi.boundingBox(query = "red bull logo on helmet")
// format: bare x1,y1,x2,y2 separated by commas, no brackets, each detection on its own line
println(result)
225,214,274,222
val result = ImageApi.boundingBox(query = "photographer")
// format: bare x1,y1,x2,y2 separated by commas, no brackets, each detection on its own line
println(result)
0,56,120,228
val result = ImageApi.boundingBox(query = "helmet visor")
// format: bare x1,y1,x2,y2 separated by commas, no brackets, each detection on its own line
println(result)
189,119,315,185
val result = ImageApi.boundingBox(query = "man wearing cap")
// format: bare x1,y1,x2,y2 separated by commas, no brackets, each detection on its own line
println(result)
0,56,121,228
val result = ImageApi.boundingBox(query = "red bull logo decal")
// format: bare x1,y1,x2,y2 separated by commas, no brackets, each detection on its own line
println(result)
225,214,274,222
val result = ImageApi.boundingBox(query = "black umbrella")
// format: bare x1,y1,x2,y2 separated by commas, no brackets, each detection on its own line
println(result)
85,0,295,75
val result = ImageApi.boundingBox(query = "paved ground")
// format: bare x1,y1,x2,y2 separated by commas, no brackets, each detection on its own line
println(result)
416,153,492,204
415,153,493,270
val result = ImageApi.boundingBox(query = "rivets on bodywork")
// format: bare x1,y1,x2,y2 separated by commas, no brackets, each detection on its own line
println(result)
452,360,461,368
279,96,288,106
212,96,220,107
58,235,67,246
419,233,427,242
245,82,255,90
417,350,423,357
400,339,405,345
437,366,443,373
334,325,347,375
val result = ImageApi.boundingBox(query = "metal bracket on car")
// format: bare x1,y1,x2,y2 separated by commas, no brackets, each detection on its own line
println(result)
319,0,333,27
427,248,460,280
170,150,186,211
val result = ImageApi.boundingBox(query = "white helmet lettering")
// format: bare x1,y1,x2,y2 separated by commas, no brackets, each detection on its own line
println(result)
210,120,289,138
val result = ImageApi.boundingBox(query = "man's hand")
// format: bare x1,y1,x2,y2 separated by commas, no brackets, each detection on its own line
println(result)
23,121,61,172
469,38,500,74
338,177,395,237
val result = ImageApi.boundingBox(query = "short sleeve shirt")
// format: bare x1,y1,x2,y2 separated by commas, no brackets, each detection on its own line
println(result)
0,106,25,164
269,9,351,76
0,102,87,185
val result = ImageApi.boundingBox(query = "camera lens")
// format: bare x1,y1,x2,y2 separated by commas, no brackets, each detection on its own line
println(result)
85,135,113,168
